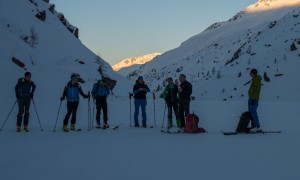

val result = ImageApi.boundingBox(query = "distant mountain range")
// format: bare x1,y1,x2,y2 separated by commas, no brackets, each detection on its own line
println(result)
112,52,162,76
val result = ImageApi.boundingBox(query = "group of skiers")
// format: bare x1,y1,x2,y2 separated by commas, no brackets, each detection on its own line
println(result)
13,68,261,133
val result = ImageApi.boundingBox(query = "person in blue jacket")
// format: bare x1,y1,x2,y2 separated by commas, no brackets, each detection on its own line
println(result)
15,72,36,132
92,78,110,129
60,74,89,132
133,76,150,128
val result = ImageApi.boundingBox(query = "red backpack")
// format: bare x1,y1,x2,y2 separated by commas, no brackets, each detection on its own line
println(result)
185,113,206,133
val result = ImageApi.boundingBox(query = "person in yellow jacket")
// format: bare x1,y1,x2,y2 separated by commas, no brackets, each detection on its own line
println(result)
248,69,262,132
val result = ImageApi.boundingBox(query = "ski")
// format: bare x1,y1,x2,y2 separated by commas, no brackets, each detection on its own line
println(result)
70,128,82,131
222,130,281,135
95,125,119,130
161,129,183,134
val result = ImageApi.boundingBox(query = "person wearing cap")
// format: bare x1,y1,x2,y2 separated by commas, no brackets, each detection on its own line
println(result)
132,76,150,127
92,78,110,129
15,71,36,132
160,77,180,128
60,74,89,132
178,74,192,129
248,68,262,132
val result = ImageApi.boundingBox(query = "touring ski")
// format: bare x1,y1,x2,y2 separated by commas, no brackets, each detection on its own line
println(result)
222,130,281,135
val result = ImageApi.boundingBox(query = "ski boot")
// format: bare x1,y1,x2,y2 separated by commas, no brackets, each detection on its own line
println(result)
23,126,29,132
103,123,109,129
16,126,21,132
63,125,69,132
70,124,76,131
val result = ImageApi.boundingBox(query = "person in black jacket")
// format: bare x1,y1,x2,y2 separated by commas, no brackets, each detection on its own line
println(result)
15,72,36,132
160,77,179,128
133,76,150,127
178,74,192,129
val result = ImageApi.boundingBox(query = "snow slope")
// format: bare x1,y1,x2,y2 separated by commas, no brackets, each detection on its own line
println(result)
126,0,300,101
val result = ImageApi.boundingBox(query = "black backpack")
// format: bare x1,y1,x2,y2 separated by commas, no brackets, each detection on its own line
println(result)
235,111,252,132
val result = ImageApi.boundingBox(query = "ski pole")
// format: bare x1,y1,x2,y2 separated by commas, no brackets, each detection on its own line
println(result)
152,92,156,128
53,101,63,132
161,101,166,128
88,91,91,130
32,98,43,131
92,98,95,129
0,100,17,131
129,92,132,127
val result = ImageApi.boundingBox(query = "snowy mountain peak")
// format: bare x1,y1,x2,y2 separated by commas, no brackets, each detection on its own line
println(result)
246,0,300,12
112,52,162,71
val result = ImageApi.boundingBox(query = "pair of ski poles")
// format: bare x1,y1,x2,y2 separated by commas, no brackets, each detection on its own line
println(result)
53,92,95,132
0,98,43,131
129,92,157,128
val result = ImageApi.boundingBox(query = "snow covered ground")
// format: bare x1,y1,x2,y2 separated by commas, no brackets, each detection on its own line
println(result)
1,98,299,180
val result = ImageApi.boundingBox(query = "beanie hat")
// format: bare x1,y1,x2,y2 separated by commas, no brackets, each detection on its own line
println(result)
71,74,78,80
179,74,186,79
167,77,173,81
138,76,143,80
24,71,31,77
250,69,258,75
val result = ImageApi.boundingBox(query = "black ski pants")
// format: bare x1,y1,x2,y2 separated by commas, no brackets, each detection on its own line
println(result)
17,98,31,127
178,98,190,128
167,101,179,120
96,99,108,125
63,101,79,126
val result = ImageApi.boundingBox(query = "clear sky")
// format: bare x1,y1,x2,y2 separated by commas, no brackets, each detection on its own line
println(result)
50,0,258,65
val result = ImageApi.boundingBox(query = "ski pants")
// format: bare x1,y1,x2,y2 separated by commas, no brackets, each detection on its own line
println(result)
17,98,31,127
167,101,179,120
63,101,79,126
96,99,108,125
248,98,260,128
134,99,147,124
178,98,190,128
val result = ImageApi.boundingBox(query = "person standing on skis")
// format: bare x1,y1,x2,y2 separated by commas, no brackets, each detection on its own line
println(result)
248,68,262,132
178,74,192,129
133,76,150,128
160,77,179,128
15,71,36,132
92,78,110,129
60,74,89,132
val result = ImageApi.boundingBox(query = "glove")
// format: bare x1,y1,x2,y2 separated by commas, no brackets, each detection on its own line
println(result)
30,93,34,98
60,97,65,101
159,94,164,99
16,94,20,100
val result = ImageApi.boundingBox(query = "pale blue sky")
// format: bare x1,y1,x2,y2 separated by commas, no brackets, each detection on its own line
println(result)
50,0,257,65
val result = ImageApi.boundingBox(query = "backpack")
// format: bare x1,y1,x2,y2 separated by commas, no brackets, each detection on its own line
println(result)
235,111,252,132
185,113,206,133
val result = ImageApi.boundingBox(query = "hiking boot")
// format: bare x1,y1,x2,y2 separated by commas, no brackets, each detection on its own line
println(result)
70,124,75,130
23,126,29,132
16,126,21,132
63,125,69,132
96,124,101,128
